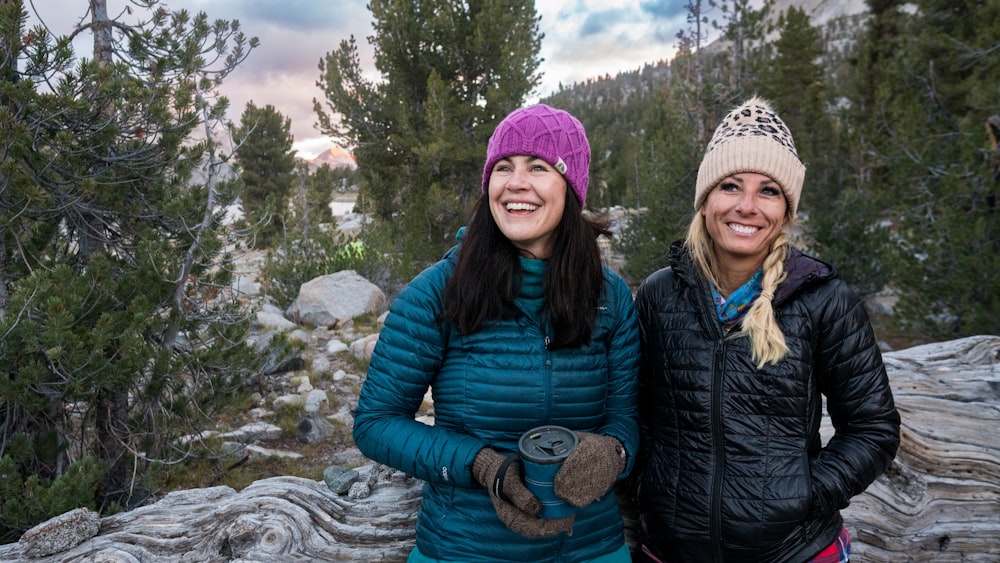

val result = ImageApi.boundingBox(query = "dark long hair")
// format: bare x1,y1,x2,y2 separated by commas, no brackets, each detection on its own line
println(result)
440,191,611,349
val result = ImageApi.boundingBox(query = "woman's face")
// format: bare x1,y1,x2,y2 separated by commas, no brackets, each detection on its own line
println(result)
488,155,568,259
702,172,788,268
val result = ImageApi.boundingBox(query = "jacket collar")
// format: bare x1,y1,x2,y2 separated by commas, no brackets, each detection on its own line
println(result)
668,240,835,306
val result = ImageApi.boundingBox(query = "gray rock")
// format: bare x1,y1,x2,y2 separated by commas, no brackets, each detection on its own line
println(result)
325,339,349,354
304,389,328,414
309,354,332,376
297,414,336,444
219,422,283,443
255,309,297,332
349,333,379,362
286,270,386,328
323,465,361,495
18,507,100,558
273,393,306,409
347,481,371,500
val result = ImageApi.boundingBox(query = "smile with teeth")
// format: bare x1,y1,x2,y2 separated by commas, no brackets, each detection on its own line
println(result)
506,202,538,212
728,223,760,234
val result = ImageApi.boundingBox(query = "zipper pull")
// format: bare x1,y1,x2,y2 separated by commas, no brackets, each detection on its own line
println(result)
544,335,551,349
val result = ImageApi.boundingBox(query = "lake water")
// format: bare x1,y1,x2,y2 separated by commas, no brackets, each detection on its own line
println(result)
329,199,356,217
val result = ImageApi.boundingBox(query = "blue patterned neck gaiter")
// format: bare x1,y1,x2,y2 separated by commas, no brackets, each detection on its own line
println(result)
711,268,763,327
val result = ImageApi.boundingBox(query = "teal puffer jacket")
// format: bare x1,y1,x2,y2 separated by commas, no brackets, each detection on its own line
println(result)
353,246,639,563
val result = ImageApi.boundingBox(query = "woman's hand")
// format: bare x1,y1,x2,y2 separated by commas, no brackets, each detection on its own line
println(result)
472,448,575,537
553,433,626,507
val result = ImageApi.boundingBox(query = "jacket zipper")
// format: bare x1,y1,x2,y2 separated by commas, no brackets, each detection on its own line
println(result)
543,334,552,421
710,336,726,562
694,274,728,562
518,295,554,422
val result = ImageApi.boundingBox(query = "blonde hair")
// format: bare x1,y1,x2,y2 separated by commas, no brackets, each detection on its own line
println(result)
684,214,790,368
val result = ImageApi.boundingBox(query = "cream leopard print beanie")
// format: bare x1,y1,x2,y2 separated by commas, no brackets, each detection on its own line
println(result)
695,96,806,218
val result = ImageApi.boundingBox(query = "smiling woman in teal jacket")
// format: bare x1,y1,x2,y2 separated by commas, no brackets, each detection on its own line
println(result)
353,104,639,563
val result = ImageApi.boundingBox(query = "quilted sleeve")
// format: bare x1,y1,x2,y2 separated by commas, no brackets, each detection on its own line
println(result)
809,279,901,512
352,263,485,488
599,270,640,477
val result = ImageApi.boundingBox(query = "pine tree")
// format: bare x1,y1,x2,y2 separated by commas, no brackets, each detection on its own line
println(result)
313,0,542,282
617,87,701,281
704,0,775,106
0,0,263,538
878,0,1000,340
232,102,297,248
829,0,999,342
752,6,889,298
756,6,827,176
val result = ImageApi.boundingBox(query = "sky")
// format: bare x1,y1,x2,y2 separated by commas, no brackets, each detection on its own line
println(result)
26,1,690,159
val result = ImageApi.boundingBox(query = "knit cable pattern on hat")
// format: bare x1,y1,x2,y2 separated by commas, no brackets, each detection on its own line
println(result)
482,104,591,208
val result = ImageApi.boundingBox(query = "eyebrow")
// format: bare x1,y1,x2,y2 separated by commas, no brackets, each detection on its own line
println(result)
724,174,780,186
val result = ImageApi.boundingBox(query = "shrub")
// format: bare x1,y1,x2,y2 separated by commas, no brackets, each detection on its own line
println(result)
0,455,105,544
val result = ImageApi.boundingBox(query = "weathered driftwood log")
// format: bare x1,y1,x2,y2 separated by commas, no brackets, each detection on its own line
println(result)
1,336,997,562
0,467,422,562
838,335,1000,562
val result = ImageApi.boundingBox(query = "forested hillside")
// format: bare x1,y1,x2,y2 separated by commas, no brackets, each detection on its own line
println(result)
541,0,998,348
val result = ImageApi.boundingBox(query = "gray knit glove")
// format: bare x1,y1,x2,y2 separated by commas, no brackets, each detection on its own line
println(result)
553,433,626,507
472,448,575,537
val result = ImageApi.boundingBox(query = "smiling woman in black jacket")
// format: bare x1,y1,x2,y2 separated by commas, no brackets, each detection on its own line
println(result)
633,97,900,563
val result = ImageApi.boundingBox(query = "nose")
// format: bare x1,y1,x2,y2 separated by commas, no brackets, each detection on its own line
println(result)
735,191,757,214
506,166,530,189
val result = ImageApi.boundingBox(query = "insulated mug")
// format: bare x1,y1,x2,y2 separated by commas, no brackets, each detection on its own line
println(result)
518,425,579,519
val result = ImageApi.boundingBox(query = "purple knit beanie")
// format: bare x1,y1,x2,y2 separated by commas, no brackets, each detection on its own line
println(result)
481,104,591,208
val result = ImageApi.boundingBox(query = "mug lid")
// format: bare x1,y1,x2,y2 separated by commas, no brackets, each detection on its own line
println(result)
518,425,578,463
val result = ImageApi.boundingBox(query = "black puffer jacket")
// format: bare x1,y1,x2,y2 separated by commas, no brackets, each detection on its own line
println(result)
633,242,900,563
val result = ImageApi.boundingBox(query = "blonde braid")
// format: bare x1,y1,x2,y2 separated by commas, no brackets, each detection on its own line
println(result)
685,214,792,367
742,234,789,368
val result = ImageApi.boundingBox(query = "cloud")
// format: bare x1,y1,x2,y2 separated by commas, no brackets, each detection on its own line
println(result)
180,1,375,155
535,1,682,97
171,0,368,32
579,8,631,37
639,0,689,19
27,1,683,158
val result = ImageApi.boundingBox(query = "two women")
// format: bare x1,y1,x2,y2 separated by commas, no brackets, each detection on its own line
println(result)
634,97,901,562
355,96,899,562
354,104,639,562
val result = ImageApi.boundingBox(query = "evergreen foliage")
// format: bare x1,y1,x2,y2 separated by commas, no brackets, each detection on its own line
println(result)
0,0,265,538
299,163,354,226
0,456,105,544
858,0,1000,340
232,102,298,248
313,0,542,282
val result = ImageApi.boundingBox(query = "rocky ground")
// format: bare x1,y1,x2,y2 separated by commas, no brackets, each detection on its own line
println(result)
167,235,394,493
204,316,389,489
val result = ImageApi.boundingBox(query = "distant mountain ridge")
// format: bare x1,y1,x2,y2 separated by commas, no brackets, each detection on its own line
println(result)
773,0,868,27
303,146,356,172
541,0,870,107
